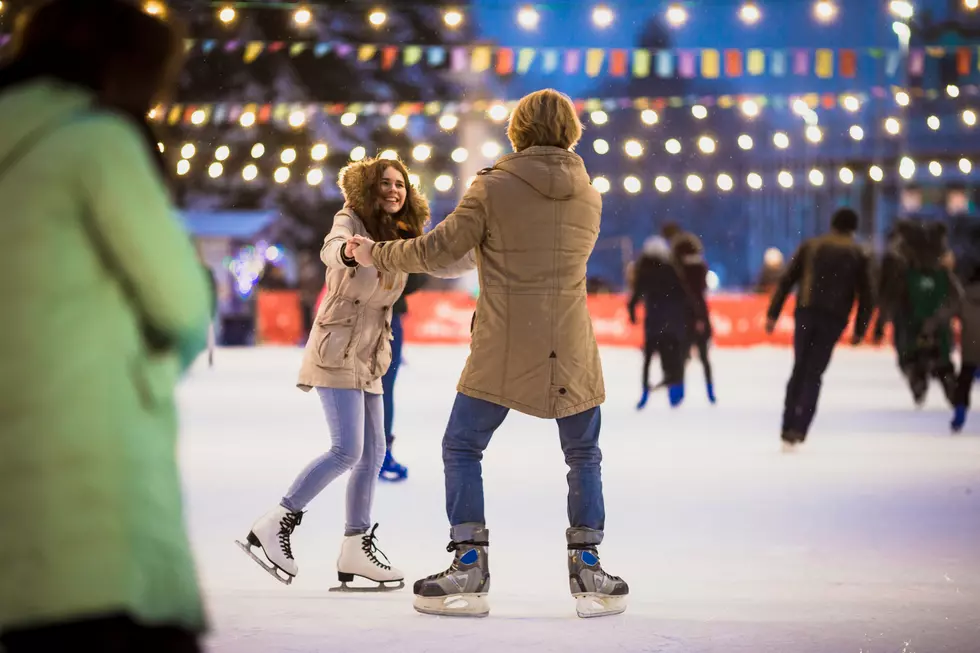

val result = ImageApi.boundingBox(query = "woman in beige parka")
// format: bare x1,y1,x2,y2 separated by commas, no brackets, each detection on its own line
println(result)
238,157,473,590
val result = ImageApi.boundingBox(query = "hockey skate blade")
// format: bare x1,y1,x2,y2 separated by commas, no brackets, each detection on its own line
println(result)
235,540,294,585
329,579,405,593
413,594,490,618
574,593,627,618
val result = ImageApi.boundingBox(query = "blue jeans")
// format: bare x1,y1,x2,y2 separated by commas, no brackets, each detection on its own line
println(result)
380,312,404,448
442,393,605,532
281,388,386,535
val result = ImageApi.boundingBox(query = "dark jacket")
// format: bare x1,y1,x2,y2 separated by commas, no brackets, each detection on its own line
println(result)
628,252,692,341
873,241,908,340
671,233,711,338
768,231,874,338
393,273,426,315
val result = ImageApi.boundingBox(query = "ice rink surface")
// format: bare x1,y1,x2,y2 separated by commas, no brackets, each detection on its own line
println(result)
177,344,980,653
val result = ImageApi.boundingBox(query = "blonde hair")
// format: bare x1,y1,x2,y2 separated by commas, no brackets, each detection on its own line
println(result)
506,89,582,153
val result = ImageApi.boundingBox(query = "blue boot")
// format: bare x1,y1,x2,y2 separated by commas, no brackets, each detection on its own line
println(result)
636,387,650,410
668,384,685,407
951,405,967,433
379,449,408,482
706,383,716,404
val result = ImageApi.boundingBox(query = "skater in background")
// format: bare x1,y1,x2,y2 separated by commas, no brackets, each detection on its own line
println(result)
350,88,629,619
672,231,715,404
628,236,693,409
879,221,958,406
872,220,912,362
378,271,426,482
766,208,874,451
925,264,979,432
0,2,212,651
240,157,473,591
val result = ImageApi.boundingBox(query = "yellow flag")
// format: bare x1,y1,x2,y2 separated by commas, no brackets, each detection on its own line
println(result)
632,49,651,78
471,46,492,72
404,46,423,66
747,50,765,76
244,41,264,63
358,45,377,61
701,49,720,78
585,49,605,77
815,49,833,78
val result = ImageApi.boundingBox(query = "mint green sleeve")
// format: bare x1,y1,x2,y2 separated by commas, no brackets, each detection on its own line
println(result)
78,117,212,370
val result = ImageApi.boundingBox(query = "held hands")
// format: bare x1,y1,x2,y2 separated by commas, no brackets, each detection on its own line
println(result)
345,235,377,267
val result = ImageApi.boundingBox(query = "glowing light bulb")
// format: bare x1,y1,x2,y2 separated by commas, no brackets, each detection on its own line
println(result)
214,145,230,161
593,139,610,155
380,149,398,160
641,109,659,125
208,162,224,178
191,110,206,125
592,5,614,28
388,114,408,130
488,104,509,122
623,176,641,194
686,174,703,192
288,110,306,128
870,165,884,181
717,173,734,191
655,176,672,193
591,110,608,125
624,140,643,158
592,177,610,193
738,134,754,150
280,148,297,164
927,115,940,130
274,167,290,184
964,109,977,126
773,132,789,149
808,169,824,186
899,156,915,179
307,168,324,186
739,2,761,24
895,90,910,106
242,164,258,181
850,125,865,141
412,144,432,162
452,147,469,163
960,158,973,173
692,105,708,120
843,95,860,112
813,0,837,23
741,99,760,118
443,9,463,27
251,143,265,158
240,111,256,128
439,114,459,131
778,170,794,188
176,159,190,176
947,84,960,98
218,6,236,23
481,141,502,158
368,9,387,27
665,139,681,154
311,143,328,161
341,112,357,127
181,143,196,159
839,167,854,184
517,5,540,29
666,3,688,26
350,146,366,161
698,136,716,154
805,125,822,143
747,172,763,189
885,117,901,134
293,6,312,26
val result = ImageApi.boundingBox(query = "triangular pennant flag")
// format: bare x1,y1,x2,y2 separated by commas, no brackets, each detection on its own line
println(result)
747,49,765,75
472,46,492,72
224,40,240,52
793,49,809,75
678,50,695,78
910,49,925,75
426,46,445,66
701,49,720,78
655,50,673,77
770,50,787,76
632,49,650,78
885,50,900,76
381,46,398,70
184,39,195,53
202,40,217,55
585,49,605,77
840,49,856,77
357,45,376,62
289,43,307,57
542,49,559,73
244,41,264,63
167,104,182,125
517,48,536,73
815,49,833,78
724,49,743,77
404,46,423,66
609,49,627,77
564,49,581,74
496,48,515,74
958,47,971,76
267,42,284,53
451,47,468,72
314,42,331,57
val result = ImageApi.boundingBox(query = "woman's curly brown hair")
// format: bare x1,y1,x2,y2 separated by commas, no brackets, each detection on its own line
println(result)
337,157,429,241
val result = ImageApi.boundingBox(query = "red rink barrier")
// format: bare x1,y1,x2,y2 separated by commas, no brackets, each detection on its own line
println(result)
400,291,884,348
264,289,890,348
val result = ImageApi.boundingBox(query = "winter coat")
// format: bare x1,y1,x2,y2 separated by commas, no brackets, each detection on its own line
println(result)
372,146,604,419
297,162,474,394
768,231,875,337
953,282,980,364
671,233,711,339
0,80,212,632
628,252,692,342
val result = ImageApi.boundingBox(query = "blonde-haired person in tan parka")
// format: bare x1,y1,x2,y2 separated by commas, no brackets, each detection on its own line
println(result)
349,89,628,619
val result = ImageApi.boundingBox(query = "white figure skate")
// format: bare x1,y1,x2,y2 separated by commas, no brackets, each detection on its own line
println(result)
236,505,303,585
330,523,404,592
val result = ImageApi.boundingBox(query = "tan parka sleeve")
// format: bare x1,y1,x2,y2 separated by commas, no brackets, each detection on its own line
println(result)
373,175,487,276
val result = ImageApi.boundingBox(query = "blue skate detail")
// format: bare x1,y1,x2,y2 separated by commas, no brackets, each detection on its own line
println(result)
952,405,967,432
706,382,716,404
636,387,650,410
668,384,685,407
581,551,599,566
460,549,479,565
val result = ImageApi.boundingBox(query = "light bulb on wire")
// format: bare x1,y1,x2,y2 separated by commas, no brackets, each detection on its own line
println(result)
443,9,463,27
293,6,312,26
368,9,387,27
666,3,688,27
813,0,837,23
218,5,236,23
739,2,761,24
592,5,614,28
968,0,979,10
517,5,540,29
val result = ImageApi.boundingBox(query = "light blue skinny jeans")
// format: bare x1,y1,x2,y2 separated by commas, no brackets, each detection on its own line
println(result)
280,387,386,536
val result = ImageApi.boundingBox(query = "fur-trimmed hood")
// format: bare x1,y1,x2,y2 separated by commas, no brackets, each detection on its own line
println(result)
337,158,430,233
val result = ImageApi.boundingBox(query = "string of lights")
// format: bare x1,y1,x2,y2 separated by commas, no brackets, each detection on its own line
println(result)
139,1,980,32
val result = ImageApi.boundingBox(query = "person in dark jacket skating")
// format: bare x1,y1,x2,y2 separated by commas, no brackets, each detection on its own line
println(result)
766,208,874,451
671,232,715,403
378,268,426,481
629,236,694,409
925,264,976,431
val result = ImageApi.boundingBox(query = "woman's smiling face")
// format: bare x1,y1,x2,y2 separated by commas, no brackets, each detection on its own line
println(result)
378,166,407,214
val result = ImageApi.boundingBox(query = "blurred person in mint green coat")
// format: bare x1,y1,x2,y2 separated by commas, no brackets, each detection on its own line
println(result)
0,1,212,651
